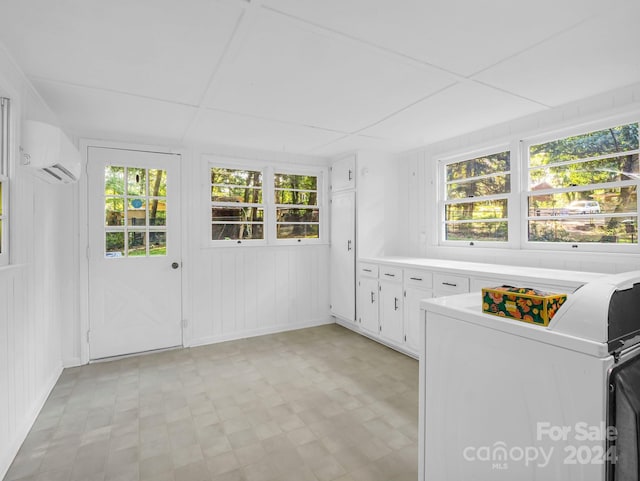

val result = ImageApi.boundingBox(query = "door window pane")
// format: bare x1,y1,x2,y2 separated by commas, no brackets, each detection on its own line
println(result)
149,199,166,226
127,168,146,196
149,232,166,256
104,166,168,257
106,232,125,257
105,166,125,195
128,198,146,226
128,231,147,256
105,198,124,226
148,169,167,197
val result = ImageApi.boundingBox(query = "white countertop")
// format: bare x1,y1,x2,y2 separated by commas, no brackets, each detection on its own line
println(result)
359,256,604,287
420,292,610,358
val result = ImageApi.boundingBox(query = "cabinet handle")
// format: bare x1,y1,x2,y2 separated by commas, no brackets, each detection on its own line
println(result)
371,292,375,304
410,277,423,281
442,282,458,287
394,297,399,311
347,240,352,251
348,169,353,181
363,268,372,273
384,273,396,278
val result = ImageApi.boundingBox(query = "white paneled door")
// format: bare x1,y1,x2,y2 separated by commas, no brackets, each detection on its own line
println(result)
87,147,182,360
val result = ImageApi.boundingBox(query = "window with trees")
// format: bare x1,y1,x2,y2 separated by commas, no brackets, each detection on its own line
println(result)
527,122,639,245
211,167,264,241
274,172,319,240
443,151,511,243
104,166,168,257
209,163,324,245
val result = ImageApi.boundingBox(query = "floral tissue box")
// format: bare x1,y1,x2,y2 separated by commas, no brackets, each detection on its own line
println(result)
482,286,567,326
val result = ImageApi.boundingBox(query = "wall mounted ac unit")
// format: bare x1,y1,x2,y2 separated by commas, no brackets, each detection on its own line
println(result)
21,120,81,184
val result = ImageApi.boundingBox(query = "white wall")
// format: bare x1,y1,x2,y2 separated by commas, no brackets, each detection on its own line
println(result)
351,151,403,258
0,45,79,479
396,82,640,274
182,146,332,348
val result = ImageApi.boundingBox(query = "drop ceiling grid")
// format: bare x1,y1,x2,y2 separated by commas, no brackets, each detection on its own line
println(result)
0,0,245,106
0,0,637,154
201,8,460,133
260,0,605,77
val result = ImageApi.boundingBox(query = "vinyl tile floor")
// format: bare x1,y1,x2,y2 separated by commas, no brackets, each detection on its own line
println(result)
3,324,419,481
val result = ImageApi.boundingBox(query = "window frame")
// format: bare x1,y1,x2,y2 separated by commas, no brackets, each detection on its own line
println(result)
209,162,267,246
521,118,640,253
439,145,518,249
271,168,324,245
207,159,327,247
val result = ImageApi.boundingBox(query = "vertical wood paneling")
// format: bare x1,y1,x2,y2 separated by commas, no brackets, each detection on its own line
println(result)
0,275,9,453
0,266,64,480
189,245,331,347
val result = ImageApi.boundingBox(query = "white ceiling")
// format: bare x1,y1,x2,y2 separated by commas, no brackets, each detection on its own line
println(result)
0,0,638,156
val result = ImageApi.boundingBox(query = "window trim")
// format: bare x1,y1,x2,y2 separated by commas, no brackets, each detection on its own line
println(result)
272,167,324,246
207,159,327,247
438,145,517,249
521,118,640,253
209,162,267,246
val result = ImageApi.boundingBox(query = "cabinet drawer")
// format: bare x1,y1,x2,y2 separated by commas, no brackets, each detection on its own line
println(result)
404,269,433,289
359,263,379,278
380,266,403,282
434,273,469,296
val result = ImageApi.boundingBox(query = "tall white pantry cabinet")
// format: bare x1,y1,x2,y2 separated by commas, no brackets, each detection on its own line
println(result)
329,154,356,324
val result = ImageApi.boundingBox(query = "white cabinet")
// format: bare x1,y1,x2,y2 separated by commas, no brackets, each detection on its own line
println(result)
358,277,379,335
330,190,356,322
352,258,600,359
379,266,403,344
331,155,356,192
433,272,470,297
404,269,433,353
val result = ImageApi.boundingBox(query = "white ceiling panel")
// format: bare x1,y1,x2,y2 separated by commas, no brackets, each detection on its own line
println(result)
205,9,458,132
262,0,602,77
0,0,242,105
474,3,640,106
308,134,421,157
31,80,197,144
360,81,546,145
185,108,345,154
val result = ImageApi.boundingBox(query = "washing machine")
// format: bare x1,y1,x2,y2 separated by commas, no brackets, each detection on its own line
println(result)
418,271,640,481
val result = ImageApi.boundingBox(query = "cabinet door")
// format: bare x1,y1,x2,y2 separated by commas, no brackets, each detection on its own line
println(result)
331,155,356,192
358,277,379,335
379,281,404,344
330,191,356,321
404,287,433,354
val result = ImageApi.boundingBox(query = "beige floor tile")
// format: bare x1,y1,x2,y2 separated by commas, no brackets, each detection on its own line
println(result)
3,326,418,481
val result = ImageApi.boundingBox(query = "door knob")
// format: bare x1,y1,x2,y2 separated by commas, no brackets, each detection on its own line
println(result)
171,262,180,269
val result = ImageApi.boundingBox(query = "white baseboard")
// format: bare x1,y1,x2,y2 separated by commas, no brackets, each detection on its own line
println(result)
189,317,334,348
333,317,419,360
62,357,82,368
0,363,63,480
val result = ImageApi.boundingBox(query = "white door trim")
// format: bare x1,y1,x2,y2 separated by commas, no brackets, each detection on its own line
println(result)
78,139,187,365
